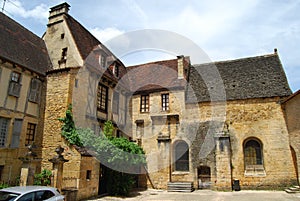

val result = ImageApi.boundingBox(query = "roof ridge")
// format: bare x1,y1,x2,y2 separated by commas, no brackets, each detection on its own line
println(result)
127,56,190,69
193,53,277,66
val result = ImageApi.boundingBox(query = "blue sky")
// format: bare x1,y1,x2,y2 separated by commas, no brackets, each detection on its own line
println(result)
1,0,300,92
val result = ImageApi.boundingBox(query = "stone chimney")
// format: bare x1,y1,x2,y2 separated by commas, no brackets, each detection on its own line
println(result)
177,55,184,79
48,2,70,25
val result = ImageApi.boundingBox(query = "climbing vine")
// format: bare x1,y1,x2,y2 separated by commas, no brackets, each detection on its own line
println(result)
58,104,83,146
60,105,146,196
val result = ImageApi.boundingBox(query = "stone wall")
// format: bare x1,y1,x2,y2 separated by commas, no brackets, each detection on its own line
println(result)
132,93,296,190
282,91,300,184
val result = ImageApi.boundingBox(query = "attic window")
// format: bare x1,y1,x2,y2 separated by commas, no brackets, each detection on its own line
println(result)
61,33,65,39
61,48,68,60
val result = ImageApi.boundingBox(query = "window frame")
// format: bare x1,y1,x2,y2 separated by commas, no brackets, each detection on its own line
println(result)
0,117,10,148
28,78,42,103
161,93,169,111
243,138,266,176
97,83,108,113
174,140,189,172
25,123,36,146
140,94,149,113
8,71,22,97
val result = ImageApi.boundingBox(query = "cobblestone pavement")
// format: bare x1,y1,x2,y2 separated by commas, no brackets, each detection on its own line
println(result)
83,189,300,201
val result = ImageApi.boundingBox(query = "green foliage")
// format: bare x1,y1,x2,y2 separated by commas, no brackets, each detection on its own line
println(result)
77,121,146,196
103,121,114,138
34,169,52,186
58,105,146,196
0,183,9,189
58,104,83,146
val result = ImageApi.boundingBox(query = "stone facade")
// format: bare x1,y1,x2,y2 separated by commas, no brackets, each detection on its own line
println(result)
1,2,299,200
282,90,300,185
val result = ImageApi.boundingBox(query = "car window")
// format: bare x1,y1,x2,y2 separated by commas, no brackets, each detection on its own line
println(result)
35,191,55,201
17,192,34,201
0,191,20,201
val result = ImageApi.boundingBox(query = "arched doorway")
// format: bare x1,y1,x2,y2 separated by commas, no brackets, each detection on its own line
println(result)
198,166,211,189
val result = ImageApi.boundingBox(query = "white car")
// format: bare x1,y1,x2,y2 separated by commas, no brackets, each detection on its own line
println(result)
0,186,65,201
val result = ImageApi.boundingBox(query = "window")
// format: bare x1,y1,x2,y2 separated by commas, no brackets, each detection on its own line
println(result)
35,190,55,201
161,93,169,111
114,65,119,77
174,141,189,171
244,139,262,166
97,84,108,112
113,91,119,114
0,117,9,147
25,123,36,146
100,55,106,68
86,170,92,180
140,95,149,113
28,78,42,103
11,119,22,148
61,47,68,60
244,138,266,176
8,72,21,97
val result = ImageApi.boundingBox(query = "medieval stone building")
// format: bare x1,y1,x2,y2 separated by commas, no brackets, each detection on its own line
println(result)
0,2,299,200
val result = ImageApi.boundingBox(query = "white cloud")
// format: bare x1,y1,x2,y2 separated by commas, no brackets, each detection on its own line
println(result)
90,27,125,42
5,0,48,22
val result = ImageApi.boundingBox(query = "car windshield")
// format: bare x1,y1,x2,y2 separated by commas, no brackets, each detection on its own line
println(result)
0,191,20,201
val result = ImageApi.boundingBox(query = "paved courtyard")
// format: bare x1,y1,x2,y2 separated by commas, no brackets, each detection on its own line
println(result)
84,189,300,201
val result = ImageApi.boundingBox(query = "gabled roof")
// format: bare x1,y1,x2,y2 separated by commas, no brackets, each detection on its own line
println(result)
187,53,292,102
0,12,51,75
127,57,190,94
65,14,101,60
63,14,128,83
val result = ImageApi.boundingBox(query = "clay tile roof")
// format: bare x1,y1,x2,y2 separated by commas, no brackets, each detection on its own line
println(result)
65,14,101,60
127,57,190,94
0,12,51,75
187,53,292,102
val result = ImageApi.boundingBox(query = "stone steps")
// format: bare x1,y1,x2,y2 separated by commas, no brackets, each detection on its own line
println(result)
285,186,300,193
167,182,194,192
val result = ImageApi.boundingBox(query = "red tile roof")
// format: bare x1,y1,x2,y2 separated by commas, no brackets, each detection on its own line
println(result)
126,57,190,94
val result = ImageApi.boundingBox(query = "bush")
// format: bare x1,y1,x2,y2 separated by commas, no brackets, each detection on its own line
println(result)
34,169,52,186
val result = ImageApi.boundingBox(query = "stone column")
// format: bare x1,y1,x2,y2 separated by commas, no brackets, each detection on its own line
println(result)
214,131,232,191
19,145,40,186
49,146,69,192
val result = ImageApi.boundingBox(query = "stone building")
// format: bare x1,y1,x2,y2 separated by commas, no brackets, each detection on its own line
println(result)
0,12,51,185
41,3,129,200
129,52,297,190
282,90,300,185
0,2,299,200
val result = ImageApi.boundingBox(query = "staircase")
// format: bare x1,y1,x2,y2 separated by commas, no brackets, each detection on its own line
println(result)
167,182,194,192
285,186,300,193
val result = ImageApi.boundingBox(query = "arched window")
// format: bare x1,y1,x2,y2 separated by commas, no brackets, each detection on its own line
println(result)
244,138,263,166
174,140,189,171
